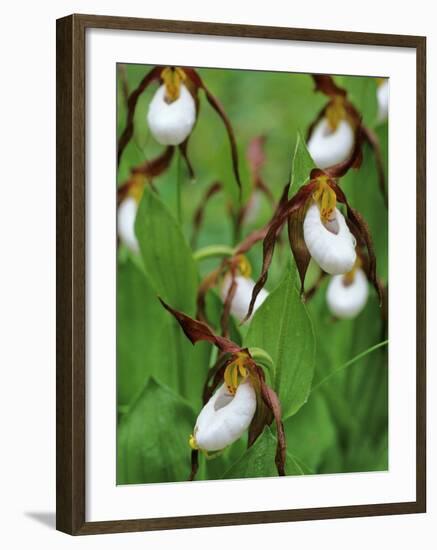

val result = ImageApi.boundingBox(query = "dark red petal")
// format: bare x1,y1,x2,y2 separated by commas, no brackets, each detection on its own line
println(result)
117,146,175,206
131,145,175,178
185,68,242,194
178,137,196,180
287,205,311,296
312,75,347,98
330,181,383,304
160,298,241,353
257,369,286,476
117,65,163,166
220,270,238,338
243,181,317,322
202,354,233,404
323,126,363,178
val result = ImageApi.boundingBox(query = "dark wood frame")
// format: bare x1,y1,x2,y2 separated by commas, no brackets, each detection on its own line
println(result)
56,13,427,535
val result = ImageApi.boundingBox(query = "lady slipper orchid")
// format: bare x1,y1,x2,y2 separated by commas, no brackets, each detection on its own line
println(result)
147,68,196,145
307,117,355,169
307,74,388,207
159,300,286,480
190,381,257,452
376,78,389,122
242,167,382,322
307,77,362,172
117,65,242,191
326,264,369,319
302,182,357,275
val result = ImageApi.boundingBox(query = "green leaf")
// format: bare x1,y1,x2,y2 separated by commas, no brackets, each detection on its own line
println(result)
290,131,315,193
245,267,316,419
117,258,211,407
223,428,306,479
222,428,279,479
135,185,198,315
284,393,336,472
117,378,196,484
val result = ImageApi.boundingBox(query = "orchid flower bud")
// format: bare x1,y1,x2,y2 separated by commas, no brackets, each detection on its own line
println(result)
190,381,256,452
377,79,389,122
326,267,369,319
303,203,356,275
117,196,139,253
307,117,355,169
147,83,196,146
220,273,269,322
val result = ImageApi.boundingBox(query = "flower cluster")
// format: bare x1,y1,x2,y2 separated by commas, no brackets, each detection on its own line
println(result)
116,68,388,481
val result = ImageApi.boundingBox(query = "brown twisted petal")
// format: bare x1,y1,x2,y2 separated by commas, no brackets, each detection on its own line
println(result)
220,267,238,338
117,65,163,166
250,365,286,476
131,145,175,177
160,298,241,354
317,121,363,178
202,353,234,404
329,180,383,304
243,181,317,322
178,137,195,180
117,146,175,206
312,74,347,98
184,67,242,194
287,199,312,296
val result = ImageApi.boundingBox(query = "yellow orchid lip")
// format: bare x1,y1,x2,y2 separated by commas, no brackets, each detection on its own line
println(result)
161,67,186,103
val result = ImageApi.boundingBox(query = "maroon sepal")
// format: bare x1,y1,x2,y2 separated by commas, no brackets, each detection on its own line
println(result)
117,146,175,206
117,65,163,165
328,179,383,304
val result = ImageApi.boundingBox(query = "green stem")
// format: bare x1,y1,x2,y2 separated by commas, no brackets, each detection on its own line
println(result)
193,244,235,262
176,148,182,224
311,339,389,394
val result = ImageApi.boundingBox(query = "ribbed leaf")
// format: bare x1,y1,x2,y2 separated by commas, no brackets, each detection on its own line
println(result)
117,378,196,484
245,267,316,419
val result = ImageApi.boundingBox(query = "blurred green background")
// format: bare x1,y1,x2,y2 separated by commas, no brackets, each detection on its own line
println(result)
116,65,388,484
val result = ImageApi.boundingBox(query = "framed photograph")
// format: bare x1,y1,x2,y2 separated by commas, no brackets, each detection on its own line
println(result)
56,14,426,535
